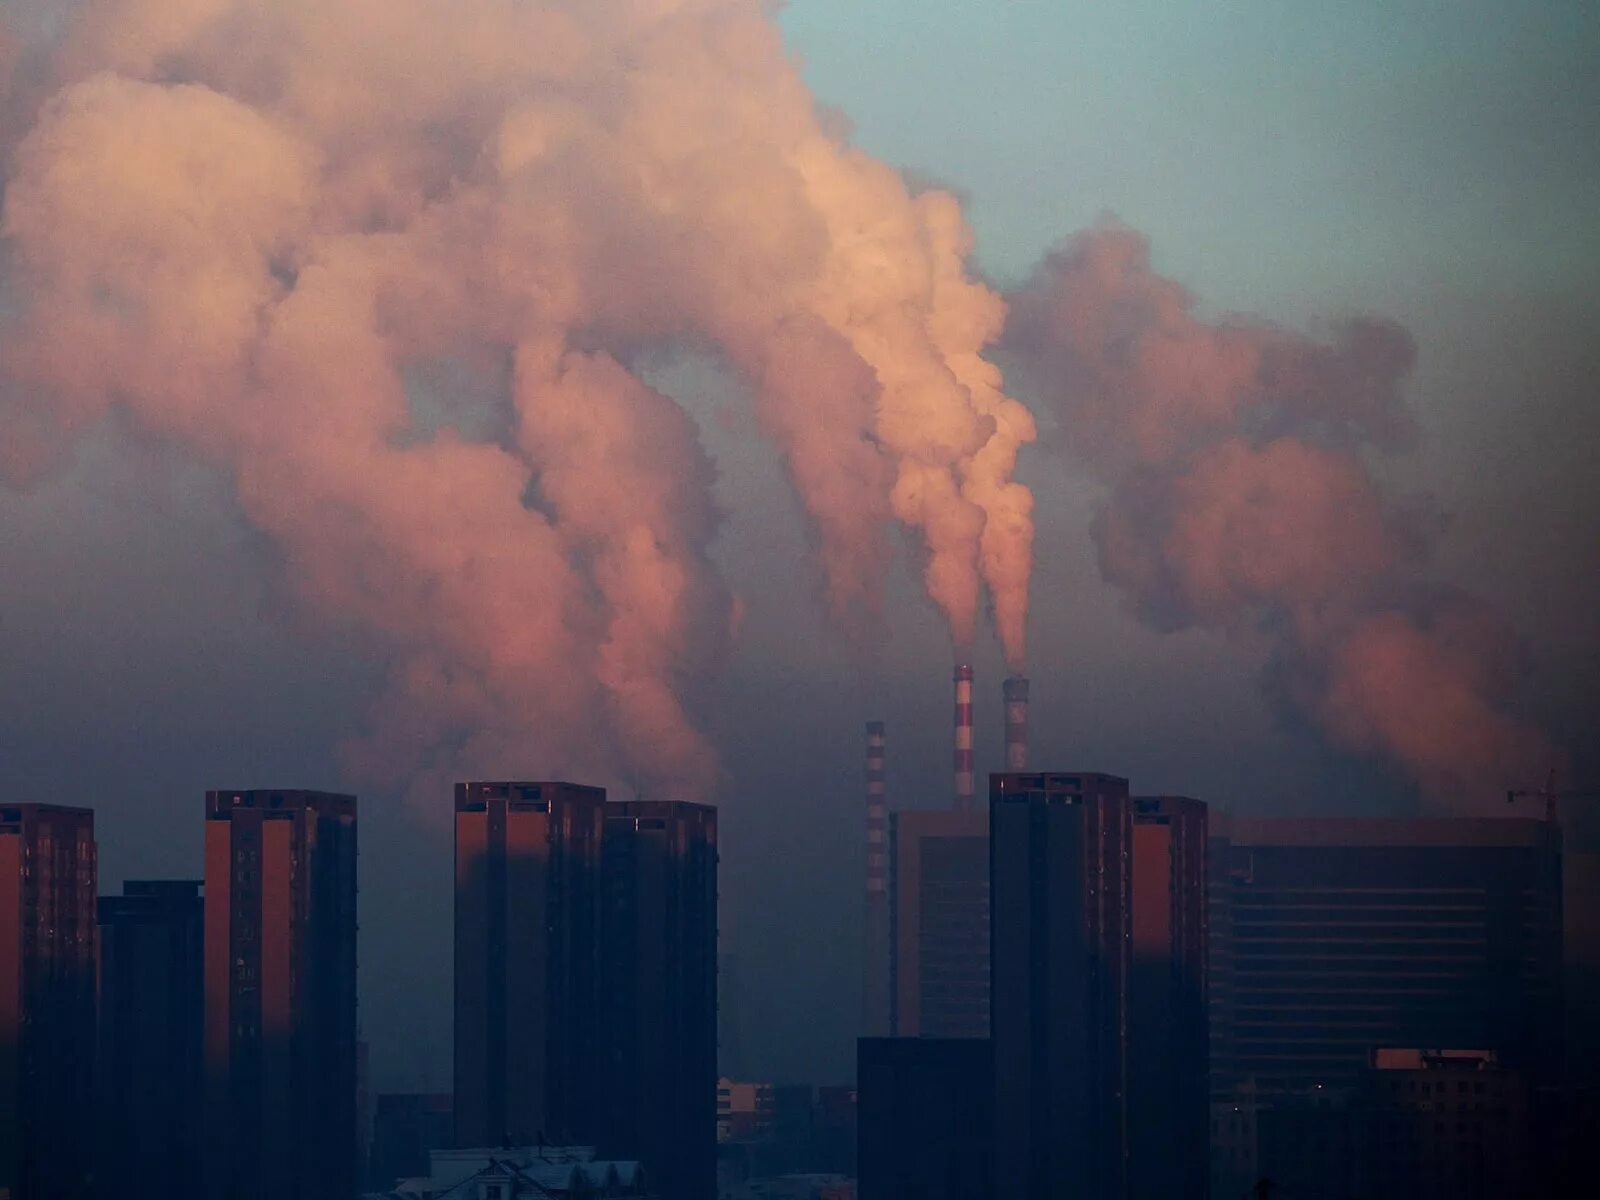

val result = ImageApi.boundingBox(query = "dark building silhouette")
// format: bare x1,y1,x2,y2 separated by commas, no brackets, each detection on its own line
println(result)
1210,818,1563,1096
991,772,1132,1200
96,880,204,1200
1245,1048,1538,1200
453,780,607,1147
888,808,988,1037
1206,816,1237,1104
202,789,357,1200
598,800,718,1200
0,804,96,1200
858,1037,993,1200
1129,796,1208,1200
862,721,891,1038
368,1093,453,1190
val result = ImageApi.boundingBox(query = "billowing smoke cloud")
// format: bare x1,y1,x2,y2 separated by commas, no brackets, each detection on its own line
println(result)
1006,223,1554,808
0,0,1036,802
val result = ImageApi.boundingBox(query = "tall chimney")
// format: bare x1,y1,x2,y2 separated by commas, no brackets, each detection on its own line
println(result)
863,721,890,1035
953,664,975,811
1003,675,1030,771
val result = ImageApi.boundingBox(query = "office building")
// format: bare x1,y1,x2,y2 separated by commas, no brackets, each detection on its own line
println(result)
887,808,988,1038
203,789,357,1200
1211,818,1563,1095
96,880,204,1200
0,804,96,1200
1129,796,1208,1200
858,1037,992,1200
991,772,1132,1200
453,781,607,1149
597,800,718,1200
1360,1048,1533,1200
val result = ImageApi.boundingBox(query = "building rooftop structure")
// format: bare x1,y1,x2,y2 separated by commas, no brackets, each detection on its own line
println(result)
421,1147,649,1199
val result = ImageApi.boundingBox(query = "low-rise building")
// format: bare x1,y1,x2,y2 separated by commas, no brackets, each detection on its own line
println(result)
359,1147,651,1200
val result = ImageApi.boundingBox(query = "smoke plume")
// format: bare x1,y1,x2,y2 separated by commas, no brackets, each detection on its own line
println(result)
1005,224,1554,808
0,0,1036,801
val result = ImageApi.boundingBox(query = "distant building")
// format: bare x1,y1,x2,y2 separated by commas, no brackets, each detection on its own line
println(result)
1241,1048,1538,1200
1210,818,1563,1095
1129,796,1208,1200
598,800,718,1200
96,879,204,1200
887,808,988,1038
203,789,358,1200
369,1094,453,1191
1359,1048,1533,1200
857,1037,991,1200
0,803,96,1200
716,1081,855,1180
453,781,607,1149
718,1079,775,1143
990,772,1132,1200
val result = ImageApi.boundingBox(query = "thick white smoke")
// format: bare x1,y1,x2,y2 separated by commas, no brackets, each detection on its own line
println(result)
1005,224,1556,809
0,0,1036,802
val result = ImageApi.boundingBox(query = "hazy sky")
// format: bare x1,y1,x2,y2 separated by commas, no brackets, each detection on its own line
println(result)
1,0,1596,1087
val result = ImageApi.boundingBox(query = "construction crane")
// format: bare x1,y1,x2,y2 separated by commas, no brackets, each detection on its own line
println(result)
1506,769,1600,823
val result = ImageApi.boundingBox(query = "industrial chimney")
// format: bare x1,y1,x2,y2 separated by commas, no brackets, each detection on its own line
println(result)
1003,675,1030,771
863,720,890,1035
953,664,975,811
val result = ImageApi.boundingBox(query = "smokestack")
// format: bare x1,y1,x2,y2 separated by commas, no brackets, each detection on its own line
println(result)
953,664,975,811
1003,675,1030,771
863,720,890,1035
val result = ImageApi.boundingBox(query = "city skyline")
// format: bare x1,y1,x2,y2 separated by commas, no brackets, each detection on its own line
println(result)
1,0,1595,1096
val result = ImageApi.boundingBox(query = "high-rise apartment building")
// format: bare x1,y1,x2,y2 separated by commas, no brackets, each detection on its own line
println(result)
887,808,989,1038
597,800,718,1200
1210,818,1563,1096
97,880,204,1200
1129,796,1208,1200
453,781,607,1149
991,772,1132,1200
0,804,96,1200
203,789,358,1200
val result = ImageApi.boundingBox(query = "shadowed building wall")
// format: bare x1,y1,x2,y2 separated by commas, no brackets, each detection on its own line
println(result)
888,808,989,1038
1211,818,1563,1095
858,1036,993,1200
453,781,607,1148
202,790,357,1200
96,879,204,1200
991,772,1132,1200
0,804,96,1200
598,800,718,1200
1129,796,1208,1200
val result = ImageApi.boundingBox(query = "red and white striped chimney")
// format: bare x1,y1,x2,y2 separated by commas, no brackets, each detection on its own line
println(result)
1003,675,1030,772
953,664,975,810
863,720,890,1034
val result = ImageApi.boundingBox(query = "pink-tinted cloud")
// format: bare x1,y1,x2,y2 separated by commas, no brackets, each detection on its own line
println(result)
1007,222,1554,808
0,0,1036,804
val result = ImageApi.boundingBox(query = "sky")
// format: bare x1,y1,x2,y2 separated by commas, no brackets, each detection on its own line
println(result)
1,0,1597,1087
